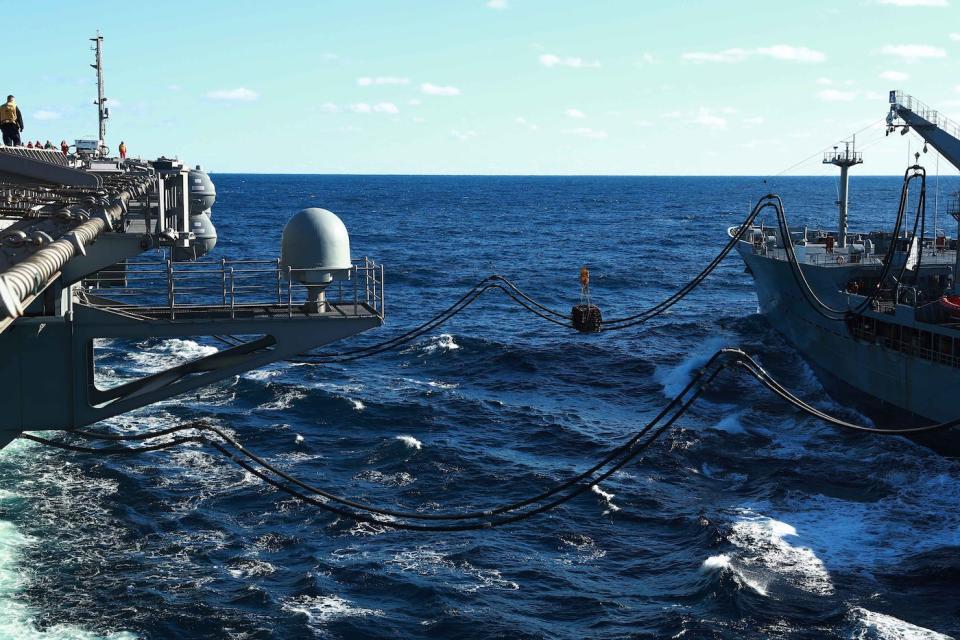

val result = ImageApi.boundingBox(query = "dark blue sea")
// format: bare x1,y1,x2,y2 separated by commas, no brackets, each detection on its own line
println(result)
2,175,960,639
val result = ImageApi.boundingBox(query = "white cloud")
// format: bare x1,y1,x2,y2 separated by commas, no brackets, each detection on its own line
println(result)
635,120,654,127
34,110,60,121
206,87,259,101
756,45,826,62
421,83,461,96
816,77,833,85
357,76,410,86
818,89,858,101
682,45,825,64
319,102,340,113
638,52,659,64
514,116,538,131
408,98,422,106
881,44,947,60
486,0,507,8
951,33,960,41
349,102,399,114
451,129,478,140
564,127,607,139
682,48,750,63
565,108,585,118
955,85,960,93
880,70,910,81
691,108,727,129
743,116,765,126
167,84,182,92
878,0,948,5
539,54,600,68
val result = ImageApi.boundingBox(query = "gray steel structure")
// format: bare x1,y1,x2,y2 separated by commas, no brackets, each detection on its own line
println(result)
0,152,383,449
733,91,960,429
0,37,383,449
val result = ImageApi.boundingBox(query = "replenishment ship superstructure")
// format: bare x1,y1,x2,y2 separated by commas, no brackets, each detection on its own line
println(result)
734,91,960,430
0,35,384,449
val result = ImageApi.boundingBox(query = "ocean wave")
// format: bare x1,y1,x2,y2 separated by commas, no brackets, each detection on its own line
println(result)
395,435,423,450
846,606,952,640
282,594,384,625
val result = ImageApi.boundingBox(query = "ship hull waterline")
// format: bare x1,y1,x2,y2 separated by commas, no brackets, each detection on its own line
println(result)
734,239,960,452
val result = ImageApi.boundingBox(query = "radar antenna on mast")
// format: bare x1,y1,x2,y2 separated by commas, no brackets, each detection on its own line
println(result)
90,31,108,155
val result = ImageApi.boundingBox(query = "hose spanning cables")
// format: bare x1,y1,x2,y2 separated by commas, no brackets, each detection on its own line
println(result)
271,196,771,362
276,174,927,363
22,348,960,532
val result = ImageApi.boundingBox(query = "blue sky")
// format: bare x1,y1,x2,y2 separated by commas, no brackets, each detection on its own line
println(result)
7,0,960,174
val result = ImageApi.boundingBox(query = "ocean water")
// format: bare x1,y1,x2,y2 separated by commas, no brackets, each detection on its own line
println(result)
2,174,960,639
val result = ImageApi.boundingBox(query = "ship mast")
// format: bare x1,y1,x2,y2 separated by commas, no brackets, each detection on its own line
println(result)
823,137,863,248
91,31,108,153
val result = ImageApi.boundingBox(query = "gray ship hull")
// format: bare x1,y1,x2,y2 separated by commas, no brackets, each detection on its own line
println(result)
735,240,959,430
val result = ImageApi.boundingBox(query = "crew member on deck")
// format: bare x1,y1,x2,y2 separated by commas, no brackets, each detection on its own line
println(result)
0,95,23,147
43,140,53,149
118,141,126,159
60,140,68,155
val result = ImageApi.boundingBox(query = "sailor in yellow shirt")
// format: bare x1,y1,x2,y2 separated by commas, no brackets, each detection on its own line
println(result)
0,95,23,147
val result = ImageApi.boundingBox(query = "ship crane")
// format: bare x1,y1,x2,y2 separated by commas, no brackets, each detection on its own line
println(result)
887,91,960,292
887,90,960,172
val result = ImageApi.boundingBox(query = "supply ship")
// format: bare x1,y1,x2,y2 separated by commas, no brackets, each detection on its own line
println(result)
733,91,960,432
0,35,384,449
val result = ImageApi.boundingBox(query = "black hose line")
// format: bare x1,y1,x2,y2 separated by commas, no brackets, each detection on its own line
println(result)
25,177,948,530
29,347,960,531
288,180,928,357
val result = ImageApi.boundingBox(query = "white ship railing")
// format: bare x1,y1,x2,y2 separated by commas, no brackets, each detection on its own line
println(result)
754,245,959,268
83,257,384,320
891,90,960,142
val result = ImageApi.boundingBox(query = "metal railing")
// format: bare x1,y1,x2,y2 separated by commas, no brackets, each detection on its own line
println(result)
823,150,863,164
83,256,384,320
850,324,960,368
891,90,960,142
755,245,960,268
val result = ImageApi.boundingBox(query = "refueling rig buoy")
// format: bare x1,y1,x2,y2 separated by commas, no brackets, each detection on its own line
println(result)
572,265,602,332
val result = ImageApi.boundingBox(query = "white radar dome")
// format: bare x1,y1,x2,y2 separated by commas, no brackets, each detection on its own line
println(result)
280,208,352,284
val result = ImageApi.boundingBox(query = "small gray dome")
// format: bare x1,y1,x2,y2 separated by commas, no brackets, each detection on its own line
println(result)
280,208,352,284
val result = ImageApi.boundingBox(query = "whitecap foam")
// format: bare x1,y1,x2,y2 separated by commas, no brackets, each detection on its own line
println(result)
356,470,416,487
591,484,621,514
727,509,834,596
419,333,460,354
0,520,137,639
654,336,727,398
386,546,519,592
259,388,307,410
282,594,383,625
848,606,952,640
698,552,767,595
395,435,422,450
700,554,731,571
